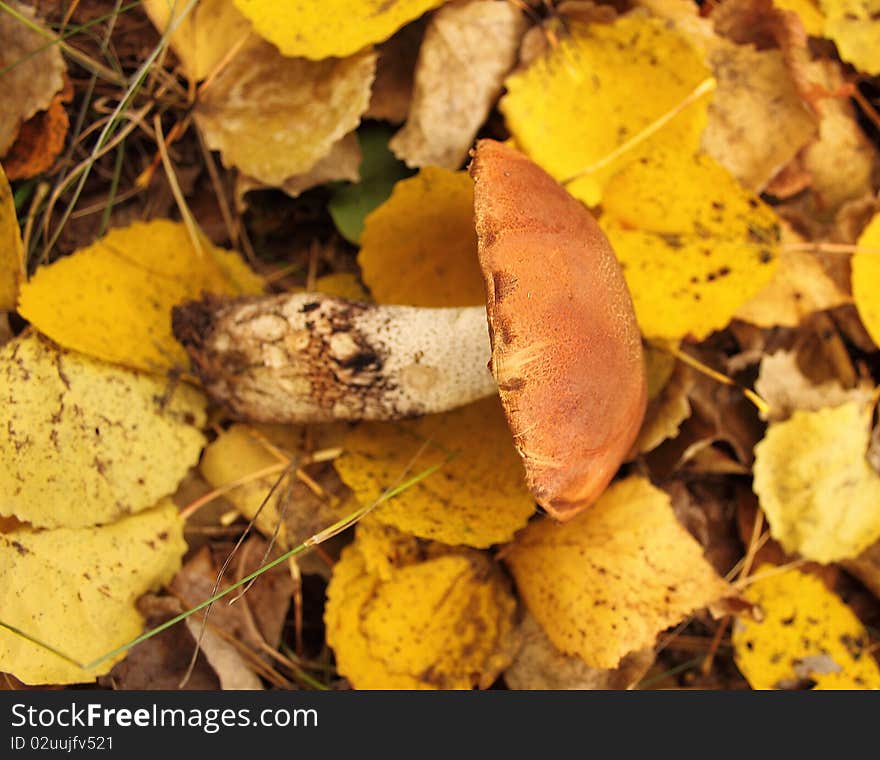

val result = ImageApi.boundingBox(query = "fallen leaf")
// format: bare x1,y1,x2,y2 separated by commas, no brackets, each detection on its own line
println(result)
505,475,735,668
195,36,375,186
843,541,880,601
0,1,65,155
635,358,693,454
314,272,370,302
334,396,535,548
733,566,880,689
0,334,206,529
142,0,252,81
390,0,527,169
325,536,517,689
232,0,444,59
852,213,880,349
701,39,816,192
504,613,654,690
820,0,880,75
354,517,422,582
753,401,880,562
0,499,186,685
0,163,24,311
236,131,362,203
18,219,263,372
774,0,825,35
500,14,713,206
734,246,849,328
600,149,781,340
357,166,483,306
365,18,426,123
328,124,412,244
105,594,221,690
755,350,874,421
2,79,71,181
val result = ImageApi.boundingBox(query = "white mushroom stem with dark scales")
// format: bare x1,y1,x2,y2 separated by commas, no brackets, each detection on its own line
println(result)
172,292,496,423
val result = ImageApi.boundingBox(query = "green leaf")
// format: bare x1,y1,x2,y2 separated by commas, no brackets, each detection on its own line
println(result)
329,123,412,244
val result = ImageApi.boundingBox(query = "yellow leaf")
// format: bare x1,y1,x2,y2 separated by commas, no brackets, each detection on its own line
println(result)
334,397,535,548
0,499,186,684
142,0,252,81
820,0,880,75
17,219,262,372
733,566,880,689
601,149,781,339
505,475,734,668
314,272,370,301
0,163,24,311
852,213,880,348
195,37,375,186
753,401,880,562
358,167,484,307
325,537,517,689
232,0,445,60
0,334,206,529
355,517,421,581
500,15,712,206
774,0,825,35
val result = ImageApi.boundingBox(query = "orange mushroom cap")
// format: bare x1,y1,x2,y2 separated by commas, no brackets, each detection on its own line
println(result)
469,139,647,521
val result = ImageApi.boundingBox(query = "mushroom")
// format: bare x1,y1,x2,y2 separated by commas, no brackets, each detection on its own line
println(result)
173,139,646,520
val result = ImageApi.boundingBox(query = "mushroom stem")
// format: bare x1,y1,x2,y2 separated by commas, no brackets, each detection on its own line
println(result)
172,292,495,423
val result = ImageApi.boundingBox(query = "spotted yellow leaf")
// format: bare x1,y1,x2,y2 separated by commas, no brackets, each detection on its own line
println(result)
358,167,484,307
753,401,880,563
733,566,880,689
0,334,206,529
325,533,517,689
0,163,23,311
501,15,712,206
17,219,262,373
852,213,880,348
601,149,781,339
821,0,880,75
0,499,186,684
232,0,445,60
505,475,735,668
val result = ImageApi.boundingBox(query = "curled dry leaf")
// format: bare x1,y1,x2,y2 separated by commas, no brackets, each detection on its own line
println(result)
820,0,880,74
390,0,527,169
334,397,535,548
231,0,444,60
634,356,693,455
753,401,880,563
733,566,880,689
701,39,817,193
504,613,654,690
17,219,263,373
325,533,518,689
600,148,781,340
0,163,24,311
142,0,252,81
0,1,65,155
0,334,206,529
505,475,737,669
358,167,483,307
0,500,186,685
3,79,71,181
852,214,880,349
500,14,712,206
195,37,375,186
755,350,874,421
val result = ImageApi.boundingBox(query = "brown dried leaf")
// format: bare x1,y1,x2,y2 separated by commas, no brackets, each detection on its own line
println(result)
390,0,527,169
504,613,654,690
0,1,65,155
365,18,426,123
3,79,71,180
